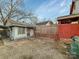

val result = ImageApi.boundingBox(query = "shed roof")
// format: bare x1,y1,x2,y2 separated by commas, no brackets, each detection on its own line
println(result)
6,19,36,28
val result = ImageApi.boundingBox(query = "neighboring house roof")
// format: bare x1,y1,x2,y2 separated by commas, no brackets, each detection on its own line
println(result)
36,21,53,25
57,14,79,21
6,19,36,28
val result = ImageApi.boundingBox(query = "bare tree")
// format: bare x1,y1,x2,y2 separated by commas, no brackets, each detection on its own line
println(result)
0,0,26,25
25,11,38,24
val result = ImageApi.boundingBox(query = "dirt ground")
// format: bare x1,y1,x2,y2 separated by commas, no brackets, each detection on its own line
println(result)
0,38,71,59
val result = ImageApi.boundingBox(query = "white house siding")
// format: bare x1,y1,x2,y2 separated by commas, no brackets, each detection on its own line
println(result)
11,27,27,40
30,29,34,37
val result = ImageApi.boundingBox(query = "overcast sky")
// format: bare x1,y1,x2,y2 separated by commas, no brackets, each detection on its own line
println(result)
23,0,72,22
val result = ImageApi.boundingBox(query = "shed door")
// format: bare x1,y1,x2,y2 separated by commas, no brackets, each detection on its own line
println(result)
27,29,30,37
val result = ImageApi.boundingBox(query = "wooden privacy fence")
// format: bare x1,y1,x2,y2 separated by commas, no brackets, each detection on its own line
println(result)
35,24,59,40
58,24,79,39
35,24,79,40
35,33,59,40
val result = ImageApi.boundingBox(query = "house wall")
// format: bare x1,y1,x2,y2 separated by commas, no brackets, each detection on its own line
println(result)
73,0,79,14
11,27,27,40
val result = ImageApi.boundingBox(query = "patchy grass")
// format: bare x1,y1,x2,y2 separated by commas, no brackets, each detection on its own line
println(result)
54,40,72,59
0,38,70,59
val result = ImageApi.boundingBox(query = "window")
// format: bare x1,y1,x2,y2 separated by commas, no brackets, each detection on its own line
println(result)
18,27,25,34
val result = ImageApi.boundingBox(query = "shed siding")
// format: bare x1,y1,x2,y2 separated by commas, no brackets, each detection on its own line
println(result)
30,29,34,37
11,27,27,40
